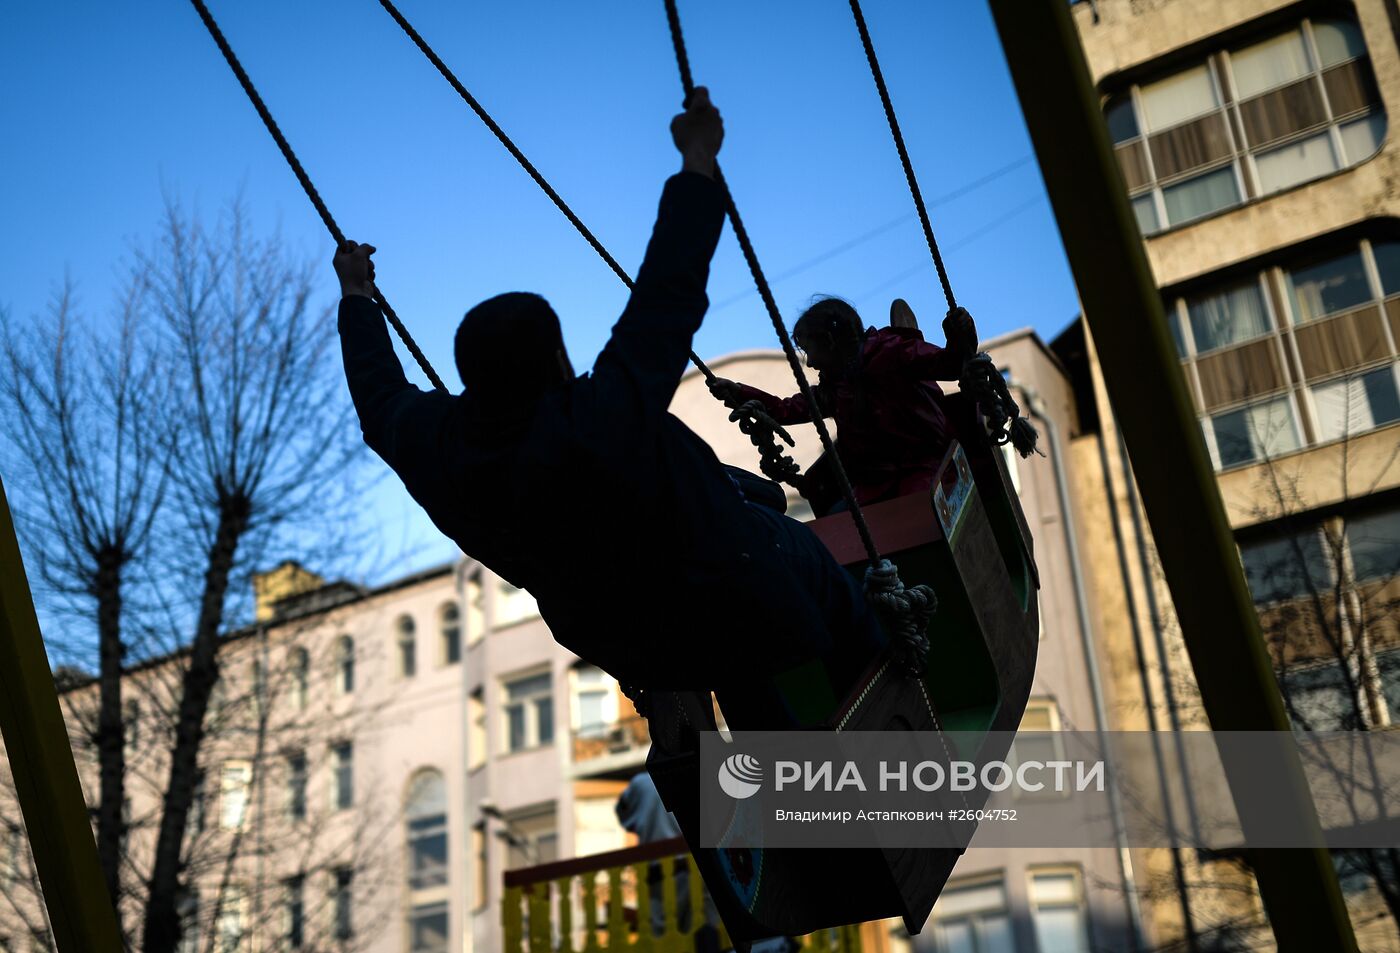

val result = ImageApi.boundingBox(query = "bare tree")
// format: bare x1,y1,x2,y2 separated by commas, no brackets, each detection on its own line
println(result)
0,195,379,953
1,277,174,915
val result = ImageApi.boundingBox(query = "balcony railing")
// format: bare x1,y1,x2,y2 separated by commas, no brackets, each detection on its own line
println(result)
503,836,865,952
571,715,651,769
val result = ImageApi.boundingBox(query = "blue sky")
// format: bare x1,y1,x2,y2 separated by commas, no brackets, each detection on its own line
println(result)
1,0,1078,580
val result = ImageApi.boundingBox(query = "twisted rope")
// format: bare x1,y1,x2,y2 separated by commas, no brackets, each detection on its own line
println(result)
375,0,814,487
187,0,447,393
662,0,883,567
864,560,937,676
959,354,1040,458
846,0,956,312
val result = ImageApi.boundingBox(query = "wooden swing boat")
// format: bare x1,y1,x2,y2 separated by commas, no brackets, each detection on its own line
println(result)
646,391,1041,941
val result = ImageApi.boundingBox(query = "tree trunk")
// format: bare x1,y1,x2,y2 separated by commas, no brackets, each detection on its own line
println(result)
141,496,248,953
93,545,127,924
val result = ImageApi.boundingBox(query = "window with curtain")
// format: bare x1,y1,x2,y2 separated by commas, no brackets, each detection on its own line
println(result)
1185,280,1271,353
219,761,252,831
1288,249,1372,322
465,572,485,645
495,579,540,627
1105,14,1383,234
1311,368,1400,442
398,615,417,678
929,876,1014,953
574,665,612,739
1208,396,1300,468
1280,662,1358,730
440,602,461,665
1028,869,1092,953
337,635,355,695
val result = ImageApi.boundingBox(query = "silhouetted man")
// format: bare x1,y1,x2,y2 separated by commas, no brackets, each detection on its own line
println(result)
334,90,881,724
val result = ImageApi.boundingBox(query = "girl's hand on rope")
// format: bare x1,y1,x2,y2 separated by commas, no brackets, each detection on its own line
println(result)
943,306,978,359
706,377,742,404
333,240,379,300
671,85,723,179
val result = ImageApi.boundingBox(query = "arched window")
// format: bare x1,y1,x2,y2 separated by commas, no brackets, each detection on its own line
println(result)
405,771,449,953
290,647,310,711
337,636,355,695
397,616,417,678
440,603,461,666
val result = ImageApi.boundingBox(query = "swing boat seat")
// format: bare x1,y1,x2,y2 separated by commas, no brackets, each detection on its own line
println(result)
646,392,1041,941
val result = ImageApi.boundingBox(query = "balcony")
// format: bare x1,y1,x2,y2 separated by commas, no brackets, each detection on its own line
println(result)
570,716,651,778
502,836,867,952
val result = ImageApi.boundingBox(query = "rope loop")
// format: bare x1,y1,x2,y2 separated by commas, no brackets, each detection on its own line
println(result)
958,352,1041,458
864,559,937,676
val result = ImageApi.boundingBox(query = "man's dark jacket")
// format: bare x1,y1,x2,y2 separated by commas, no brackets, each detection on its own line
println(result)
338,173,836,689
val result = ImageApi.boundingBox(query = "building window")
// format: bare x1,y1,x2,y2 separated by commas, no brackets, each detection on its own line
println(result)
286,752,308,821
1013,699,1068,801
472,823,489,911
465,572,485,646
1106,15,1384,234
1310,367,1400,442
332,742,353,811
503,671,554,752
1205,395,1301,468
219,761,252,831
468,688,487,770
930,875,1014,953
283,875,304,950
332,868,353,941
1184,279,1272,354
337,636,355,695
1239,529,1333,604
215,886,245,953
495,579,539,628
1287,248,1372,323
574,665,613,739
290,647,310,711
397,615,417,678
1029,868,1092,953
440,602,462,665
502,804,559,869
124,700,140,747
1348,505,1400,583
408,902,449,953
406,771,449,891
190,770,207,835
1279,661,1358,730
175,888,199,953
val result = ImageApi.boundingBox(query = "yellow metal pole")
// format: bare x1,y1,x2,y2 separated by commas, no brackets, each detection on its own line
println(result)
983,2,1357,950
0,474,123,952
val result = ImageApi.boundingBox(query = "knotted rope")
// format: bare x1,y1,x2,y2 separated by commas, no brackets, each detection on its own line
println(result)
864,560,937,676
959,354,1041,458
187,0,447,393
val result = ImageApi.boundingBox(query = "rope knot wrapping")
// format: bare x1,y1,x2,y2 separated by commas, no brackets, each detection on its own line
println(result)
864,558,937,676
958,352,1041,458
726,399,802,485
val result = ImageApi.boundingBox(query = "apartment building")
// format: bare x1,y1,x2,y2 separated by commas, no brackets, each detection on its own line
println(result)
1064,0,1400,949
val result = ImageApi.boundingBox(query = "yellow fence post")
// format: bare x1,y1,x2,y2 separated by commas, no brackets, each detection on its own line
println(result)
0,475,123,953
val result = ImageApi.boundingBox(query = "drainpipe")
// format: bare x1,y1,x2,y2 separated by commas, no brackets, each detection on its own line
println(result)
1021,384,1144,952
